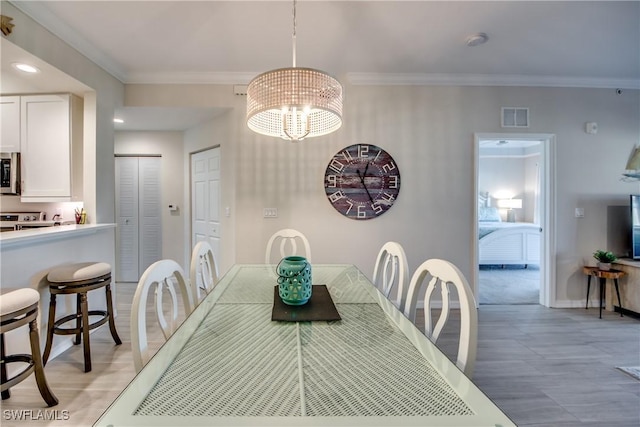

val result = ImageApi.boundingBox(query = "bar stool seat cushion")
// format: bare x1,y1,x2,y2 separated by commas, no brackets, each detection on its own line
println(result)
0,289,40,316
47,262,111,283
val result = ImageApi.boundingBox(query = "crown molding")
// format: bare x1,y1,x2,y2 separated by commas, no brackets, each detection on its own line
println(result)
125,71,258,85
346,73,640,89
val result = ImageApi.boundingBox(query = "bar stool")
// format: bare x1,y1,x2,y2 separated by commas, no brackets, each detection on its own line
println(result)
1,288,58,406
43,262,122,372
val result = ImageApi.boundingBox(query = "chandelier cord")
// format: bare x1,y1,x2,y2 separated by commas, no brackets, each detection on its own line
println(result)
292,0,297,68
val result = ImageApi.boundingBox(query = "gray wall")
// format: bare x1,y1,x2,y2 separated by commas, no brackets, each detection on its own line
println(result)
127,83,640,307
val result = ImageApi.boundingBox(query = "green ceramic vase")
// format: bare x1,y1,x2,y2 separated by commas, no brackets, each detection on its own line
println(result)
277,256,312,305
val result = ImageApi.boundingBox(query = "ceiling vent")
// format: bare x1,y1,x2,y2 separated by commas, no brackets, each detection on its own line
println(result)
501,107,529,128
233,85,248,96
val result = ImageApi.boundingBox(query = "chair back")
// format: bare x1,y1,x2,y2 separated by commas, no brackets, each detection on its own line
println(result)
372,241,409,312
265,228,311,264
189,241,219,305
131,259,195,373
403,258,478,378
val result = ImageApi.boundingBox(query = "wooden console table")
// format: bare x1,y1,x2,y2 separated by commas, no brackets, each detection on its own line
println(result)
582,266,625,319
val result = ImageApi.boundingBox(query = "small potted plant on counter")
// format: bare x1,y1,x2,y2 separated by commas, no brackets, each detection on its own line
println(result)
593,250,617,271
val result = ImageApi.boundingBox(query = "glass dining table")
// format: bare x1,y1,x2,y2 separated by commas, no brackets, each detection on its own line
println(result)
95,264,515,426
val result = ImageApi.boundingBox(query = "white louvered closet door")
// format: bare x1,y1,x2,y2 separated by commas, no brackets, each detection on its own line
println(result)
115,156,162,282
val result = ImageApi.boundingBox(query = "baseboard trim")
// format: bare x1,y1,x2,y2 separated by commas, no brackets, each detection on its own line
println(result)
550,299,588,309
615,306,640,320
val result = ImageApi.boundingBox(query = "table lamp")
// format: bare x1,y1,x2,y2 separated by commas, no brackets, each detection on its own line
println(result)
497,198,522,222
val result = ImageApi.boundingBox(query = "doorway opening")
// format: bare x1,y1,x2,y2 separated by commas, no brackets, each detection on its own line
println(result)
474,134,555,306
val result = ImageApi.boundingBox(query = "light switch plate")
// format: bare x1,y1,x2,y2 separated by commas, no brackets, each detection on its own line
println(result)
263,208,278,218
575,208,584,218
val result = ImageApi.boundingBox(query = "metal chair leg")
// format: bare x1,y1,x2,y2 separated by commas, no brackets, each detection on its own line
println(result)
614,279,623,317
599,278,605,319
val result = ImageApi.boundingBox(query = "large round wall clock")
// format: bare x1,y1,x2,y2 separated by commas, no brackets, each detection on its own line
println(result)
324,143,401,220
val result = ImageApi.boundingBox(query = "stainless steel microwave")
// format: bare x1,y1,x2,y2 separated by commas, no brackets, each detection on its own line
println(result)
1,152,20,195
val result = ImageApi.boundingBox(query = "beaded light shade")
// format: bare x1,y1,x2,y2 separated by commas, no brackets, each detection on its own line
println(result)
246,0,343,142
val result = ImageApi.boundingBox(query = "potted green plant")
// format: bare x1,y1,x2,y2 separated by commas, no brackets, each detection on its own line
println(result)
593,250,617,271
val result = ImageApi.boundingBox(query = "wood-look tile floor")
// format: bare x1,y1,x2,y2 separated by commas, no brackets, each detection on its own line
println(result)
2,283,639,427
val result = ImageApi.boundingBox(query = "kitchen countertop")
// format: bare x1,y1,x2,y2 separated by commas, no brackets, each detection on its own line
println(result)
0,223,116,248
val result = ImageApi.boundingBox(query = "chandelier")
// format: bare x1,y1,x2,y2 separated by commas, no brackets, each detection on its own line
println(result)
246,0,343,142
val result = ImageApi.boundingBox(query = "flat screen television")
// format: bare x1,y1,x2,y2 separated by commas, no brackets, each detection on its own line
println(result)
632,195,640,260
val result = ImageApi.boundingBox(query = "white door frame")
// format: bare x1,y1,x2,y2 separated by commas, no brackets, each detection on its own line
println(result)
473,133,556,307
189,146,222,268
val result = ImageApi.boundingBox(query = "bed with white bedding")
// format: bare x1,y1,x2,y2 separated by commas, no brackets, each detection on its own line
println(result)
479,221,542,265
478,193,541,266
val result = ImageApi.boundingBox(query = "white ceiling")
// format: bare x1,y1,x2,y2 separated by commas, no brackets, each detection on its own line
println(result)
0,38,93,96
3,1,639,130
10,0,640,87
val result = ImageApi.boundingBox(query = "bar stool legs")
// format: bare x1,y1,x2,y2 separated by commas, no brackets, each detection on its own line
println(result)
1,289,58,407
43,263,122,373
80,292,91,371
28,321,58,406
1,335,10,400
42,294,57,365
105,284,121,345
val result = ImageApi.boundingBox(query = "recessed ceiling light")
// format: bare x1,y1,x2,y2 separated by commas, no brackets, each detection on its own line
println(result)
466,33,489,47
113,118,124,124
12,62,40,73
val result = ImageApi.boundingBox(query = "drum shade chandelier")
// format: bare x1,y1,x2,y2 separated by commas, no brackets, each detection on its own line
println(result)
246,0,343,142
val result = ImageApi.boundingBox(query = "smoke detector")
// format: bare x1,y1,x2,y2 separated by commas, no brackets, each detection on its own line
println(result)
466,33,489,47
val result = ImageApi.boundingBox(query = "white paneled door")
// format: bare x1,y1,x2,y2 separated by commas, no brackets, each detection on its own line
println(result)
191,147,221,267
115,156,162,282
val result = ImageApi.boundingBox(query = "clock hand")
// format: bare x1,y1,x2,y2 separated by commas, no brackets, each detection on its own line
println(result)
356,168,375,204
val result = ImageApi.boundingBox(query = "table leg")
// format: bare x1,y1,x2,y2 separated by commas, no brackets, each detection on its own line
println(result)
599,277,605,319
586,275,592,309
614,279,623,317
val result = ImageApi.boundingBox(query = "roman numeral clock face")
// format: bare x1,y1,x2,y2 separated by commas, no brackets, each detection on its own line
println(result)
324,144,401,220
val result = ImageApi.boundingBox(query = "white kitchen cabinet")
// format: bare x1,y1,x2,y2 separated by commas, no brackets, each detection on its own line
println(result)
20,94,83,202
0,96,20,152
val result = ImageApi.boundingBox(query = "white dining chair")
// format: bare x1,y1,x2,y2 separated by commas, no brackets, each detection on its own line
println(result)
189,241,219,306
372,241,409,312
265,228,312,264
131,259,195,373
403,258,478,378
